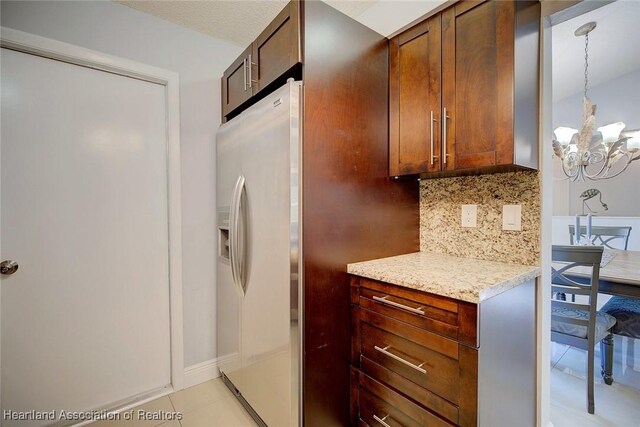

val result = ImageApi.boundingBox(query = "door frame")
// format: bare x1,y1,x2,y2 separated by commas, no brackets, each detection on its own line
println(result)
0,26,185,401
538,2,615,426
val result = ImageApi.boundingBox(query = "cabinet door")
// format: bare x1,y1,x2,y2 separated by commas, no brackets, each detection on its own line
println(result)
389,17,442,176
221,46,253,118
253,1,301,94
442,0,515,171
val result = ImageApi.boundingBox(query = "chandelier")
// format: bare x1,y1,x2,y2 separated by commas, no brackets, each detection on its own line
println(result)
552,22,640,181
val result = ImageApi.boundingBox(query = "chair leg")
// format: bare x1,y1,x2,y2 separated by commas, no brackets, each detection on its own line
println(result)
587,345,595,414
600,333,614,385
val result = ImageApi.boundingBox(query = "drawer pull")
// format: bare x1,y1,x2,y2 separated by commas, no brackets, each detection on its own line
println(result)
373,415,391,427
372,295,425,315
373,414,392,427
374,345,427,374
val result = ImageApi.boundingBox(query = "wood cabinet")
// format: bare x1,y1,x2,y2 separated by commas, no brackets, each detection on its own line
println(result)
253,0,300,93
350,275,537,427
389,17,441,176
221,46,253,117
221,1,301,120
351,276,478,426
389,0,540,178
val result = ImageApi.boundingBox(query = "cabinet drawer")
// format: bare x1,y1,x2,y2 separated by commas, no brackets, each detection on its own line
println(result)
361,320,459,404
361,357,458,424
356,369,454,427
360,308,459,360
352,276,478,348
360,287,459,340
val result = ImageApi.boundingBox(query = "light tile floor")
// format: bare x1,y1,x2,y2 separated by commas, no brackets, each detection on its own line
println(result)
91,336,640,426
91,379,256,427
551,335,640,427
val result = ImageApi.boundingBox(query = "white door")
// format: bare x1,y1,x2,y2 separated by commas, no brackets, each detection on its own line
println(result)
1,47,172,424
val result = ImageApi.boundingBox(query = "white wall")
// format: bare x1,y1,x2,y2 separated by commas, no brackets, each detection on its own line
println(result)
1,0,242,368
552,69,640,217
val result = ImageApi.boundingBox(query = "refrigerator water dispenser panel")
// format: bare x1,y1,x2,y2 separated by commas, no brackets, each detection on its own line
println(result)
218,209,230,261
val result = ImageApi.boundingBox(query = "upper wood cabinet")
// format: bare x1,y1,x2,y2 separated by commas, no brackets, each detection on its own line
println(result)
389,17,441,177
389,0,540,178
253,1,301,93
221,45,253,117
221,1,301,120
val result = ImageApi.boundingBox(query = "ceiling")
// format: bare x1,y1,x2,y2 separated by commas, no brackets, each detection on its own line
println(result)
113,1,640,101
115,0,446,47
552,0,640,101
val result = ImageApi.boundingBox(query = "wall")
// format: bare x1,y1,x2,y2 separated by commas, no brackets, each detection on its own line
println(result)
552,68,640,217
420,171,540,265
1,1,242,368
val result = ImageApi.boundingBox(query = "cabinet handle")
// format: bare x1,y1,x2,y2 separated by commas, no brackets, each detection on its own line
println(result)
243,58,248,91
442,107,450,164
374,345,427,374
430,110,438,165
248,54,257,88
372,295,425,315
373,414,392,427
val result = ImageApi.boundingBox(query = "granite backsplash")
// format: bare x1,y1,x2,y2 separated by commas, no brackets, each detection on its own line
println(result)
419,171,541,265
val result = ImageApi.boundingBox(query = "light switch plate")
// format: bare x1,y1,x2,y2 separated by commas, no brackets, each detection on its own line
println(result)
461,204,477,228
503,205,522,231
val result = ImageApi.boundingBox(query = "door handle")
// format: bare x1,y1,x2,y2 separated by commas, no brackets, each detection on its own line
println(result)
442,107,450,164
248,54,257,88
0,260,19,275
430,110,438,165
230,175,246,297
243,58,248,92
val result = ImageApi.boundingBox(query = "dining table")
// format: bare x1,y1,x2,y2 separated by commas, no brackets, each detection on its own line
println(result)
562,249,640,298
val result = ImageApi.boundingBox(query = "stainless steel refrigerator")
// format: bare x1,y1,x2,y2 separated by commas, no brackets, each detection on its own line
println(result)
216,80,301,427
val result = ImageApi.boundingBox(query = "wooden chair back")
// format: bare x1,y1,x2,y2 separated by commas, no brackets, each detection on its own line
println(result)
551,245,604,350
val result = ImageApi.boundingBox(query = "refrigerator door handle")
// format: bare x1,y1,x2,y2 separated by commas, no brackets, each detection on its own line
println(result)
230,175,246,297
229,177,238,288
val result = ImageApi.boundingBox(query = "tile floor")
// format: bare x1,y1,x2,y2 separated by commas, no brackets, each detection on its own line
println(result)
92,336,640,427
91,379,256,427
551,335,640,427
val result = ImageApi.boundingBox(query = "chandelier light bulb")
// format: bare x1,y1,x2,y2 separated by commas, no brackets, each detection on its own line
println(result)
553,127,578,147
597,122,626,145
623,129,640,151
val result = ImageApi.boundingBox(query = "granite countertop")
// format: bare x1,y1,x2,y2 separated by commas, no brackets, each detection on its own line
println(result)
347,252,541,304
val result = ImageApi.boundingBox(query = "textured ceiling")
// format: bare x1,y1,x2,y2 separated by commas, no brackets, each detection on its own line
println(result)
115,1,636,103
552,1,640,101
116,1,378,47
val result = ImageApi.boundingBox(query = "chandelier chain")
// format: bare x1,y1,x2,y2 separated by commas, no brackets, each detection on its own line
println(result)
584,32,589,99
554,21,640,181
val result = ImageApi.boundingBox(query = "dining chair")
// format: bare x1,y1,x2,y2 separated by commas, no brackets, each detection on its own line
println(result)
551,245,616,414
598,226,640,360
560,225,633,302
568,225,632,250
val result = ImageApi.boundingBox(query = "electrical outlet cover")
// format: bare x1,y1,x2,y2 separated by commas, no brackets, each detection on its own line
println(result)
461,204,477,228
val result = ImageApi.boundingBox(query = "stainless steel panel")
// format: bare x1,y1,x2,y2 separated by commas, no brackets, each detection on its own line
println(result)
513,1,540,169
478,279,536,427
216,81,302,426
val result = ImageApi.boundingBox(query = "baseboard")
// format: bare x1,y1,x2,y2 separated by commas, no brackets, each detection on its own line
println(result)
183,358,220,389
183,353,237,389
